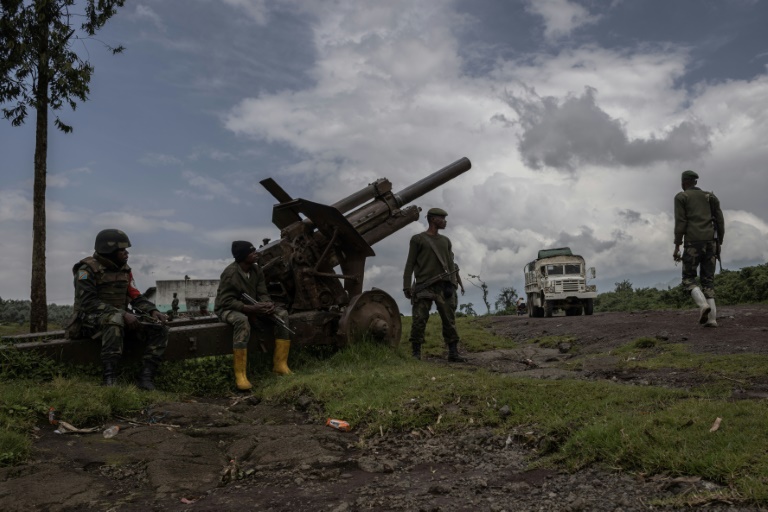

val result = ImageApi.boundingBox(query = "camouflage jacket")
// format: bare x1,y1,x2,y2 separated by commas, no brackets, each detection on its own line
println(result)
674,187,725,245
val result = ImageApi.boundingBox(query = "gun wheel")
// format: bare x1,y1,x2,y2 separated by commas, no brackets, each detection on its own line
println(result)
338,288,401,348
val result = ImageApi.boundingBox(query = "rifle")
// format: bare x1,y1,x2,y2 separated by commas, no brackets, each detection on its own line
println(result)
411,268,460,296
241,293,296,335
708,192,723,273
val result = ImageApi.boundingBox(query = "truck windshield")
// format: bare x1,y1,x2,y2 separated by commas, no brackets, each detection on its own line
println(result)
545,264,582,276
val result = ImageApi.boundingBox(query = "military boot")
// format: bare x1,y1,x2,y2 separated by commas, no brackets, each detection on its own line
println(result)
704,298,718,327
101,361,118,387
136,360,159,391
691,287,711,325
411,342,422,360
447,342,467,363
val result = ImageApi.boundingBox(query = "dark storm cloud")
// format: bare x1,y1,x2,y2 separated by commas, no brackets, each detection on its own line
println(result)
553,226,623,253
618,209,649,224
505,87,712,172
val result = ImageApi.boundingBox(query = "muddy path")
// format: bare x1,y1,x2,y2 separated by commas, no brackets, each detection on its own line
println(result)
1,305,767,511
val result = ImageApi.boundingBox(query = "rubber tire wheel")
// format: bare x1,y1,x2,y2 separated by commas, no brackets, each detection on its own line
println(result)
544,300,553,318
584,298,594,316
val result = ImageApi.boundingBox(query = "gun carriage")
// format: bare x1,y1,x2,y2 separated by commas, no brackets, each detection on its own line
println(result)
2,158,472,364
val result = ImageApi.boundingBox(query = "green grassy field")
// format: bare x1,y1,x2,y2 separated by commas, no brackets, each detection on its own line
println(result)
2,315,768,506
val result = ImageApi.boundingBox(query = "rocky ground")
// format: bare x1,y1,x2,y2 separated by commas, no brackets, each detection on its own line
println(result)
1,304,767,511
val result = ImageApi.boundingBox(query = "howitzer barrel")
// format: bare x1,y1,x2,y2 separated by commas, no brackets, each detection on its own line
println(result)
332,178,391,214
394,157,472,207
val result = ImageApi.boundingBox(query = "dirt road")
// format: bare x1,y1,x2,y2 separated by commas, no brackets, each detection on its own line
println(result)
1,305,766,511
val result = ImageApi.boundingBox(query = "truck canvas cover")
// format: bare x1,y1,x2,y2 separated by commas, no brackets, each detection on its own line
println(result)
537,247,573,259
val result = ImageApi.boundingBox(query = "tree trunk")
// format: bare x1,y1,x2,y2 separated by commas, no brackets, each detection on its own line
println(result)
29,25,50,333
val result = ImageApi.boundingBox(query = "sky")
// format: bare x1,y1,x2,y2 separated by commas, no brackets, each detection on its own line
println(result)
1,0,767,316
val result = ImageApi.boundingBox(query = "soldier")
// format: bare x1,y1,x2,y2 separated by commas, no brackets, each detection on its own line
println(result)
67,229,168,389
214,241,292,391
171,293,179,319
403,208,466,362
673,170,724,327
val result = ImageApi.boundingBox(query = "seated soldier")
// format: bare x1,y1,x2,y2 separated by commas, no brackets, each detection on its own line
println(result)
214,241,292,391
67,229,168,390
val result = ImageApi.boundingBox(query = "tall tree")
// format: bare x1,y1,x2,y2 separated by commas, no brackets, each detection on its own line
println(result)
494,286,518,313
466,274,491,316
0,0,125,332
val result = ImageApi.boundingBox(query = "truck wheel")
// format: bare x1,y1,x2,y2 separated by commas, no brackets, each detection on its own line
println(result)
533,306,544,318
544,300,553,318
584,299,594,316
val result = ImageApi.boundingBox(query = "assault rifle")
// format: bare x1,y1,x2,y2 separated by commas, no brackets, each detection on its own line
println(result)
241,293,296,335
708,192,723,273
410,267,460,297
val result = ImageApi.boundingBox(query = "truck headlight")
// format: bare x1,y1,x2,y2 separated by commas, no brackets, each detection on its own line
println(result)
587,285,596,292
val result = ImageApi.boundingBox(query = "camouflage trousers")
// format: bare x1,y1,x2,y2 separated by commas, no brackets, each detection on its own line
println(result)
681,241,717,298
81,311,168,365
409,282,460,345
219,308,291,350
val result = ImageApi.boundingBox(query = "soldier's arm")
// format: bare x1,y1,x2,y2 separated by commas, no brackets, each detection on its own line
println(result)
216,268,247,312
403,237,419,297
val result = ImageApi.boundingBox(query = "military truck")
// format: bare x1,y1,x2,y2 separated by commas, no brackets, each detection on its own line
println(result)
523,247,597,317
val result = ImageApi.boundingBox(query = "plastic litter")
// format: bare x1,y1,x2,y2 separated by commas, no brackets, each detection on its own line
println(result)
326,418,351,432
103,425,120,438
48,407,58,425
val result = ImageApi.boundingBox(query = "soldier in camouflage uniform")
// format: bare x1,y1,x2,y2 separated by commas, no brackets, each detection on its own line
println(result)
68,229,168,389
673,170,725,327
403,208,465,362
215,241,293,391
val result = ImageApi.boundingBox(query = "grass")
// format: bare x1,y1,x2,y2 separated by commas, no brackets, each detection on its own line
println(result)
3,316,768,506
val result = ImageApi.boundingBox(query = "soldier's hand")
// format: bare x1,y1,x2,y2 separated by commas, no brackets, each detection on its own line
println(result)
403,288,412,300
673,250,682,262
716,243,722,257
244,302,275,316
151,310,168,324
460,287,465,296
123,312,140,330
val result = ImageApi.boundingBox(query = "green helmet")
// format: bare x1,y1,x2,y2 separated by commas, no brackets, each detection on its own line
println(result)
94,229,131,253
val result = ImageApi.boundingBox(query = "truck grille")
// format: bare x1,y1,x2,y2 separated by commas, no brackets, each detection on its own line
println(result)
559,279,581,292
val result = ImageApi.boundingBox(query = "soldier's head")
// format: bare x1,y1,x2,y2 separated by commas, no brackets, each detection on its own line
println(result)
426,207,448,229
681,170,698,190
231,240,257,264
95,229,131,265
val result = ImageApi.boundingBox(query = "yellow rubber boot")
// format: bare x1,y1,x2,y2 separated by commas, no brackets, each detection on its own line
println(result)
272,338,293,375
233,348,253,390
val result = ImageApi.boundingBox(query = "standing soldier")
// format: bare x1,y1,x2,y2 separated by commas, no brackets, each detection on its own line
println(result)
403,208,466,362
214,241,293,391
67,229,169,389
673,170,724,327
171,292,180,319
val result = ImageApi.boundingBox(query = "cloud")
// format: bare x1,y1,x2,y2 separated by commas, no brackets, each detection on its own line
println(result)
0,189,32,222
524,0,601,41
507,86,712,171
177,170,240,204
218,0,269,25
133,5,165,31
48,167,92,188
139,152,183,166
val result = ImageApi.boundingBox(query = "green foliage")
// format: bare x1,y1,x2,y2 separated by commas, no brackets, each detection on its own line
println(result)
595,262,768,312
0,297,73,328
494,286,518,314
0,0,126,130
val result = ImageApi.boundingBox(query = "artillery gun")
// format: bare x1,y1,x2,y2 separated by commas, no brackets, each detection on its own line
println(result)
2,157,472,363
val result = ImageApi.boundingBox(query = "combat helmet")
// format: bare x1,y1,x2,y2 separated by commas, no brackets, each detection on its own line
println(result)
95,229,131,253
